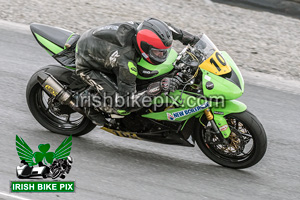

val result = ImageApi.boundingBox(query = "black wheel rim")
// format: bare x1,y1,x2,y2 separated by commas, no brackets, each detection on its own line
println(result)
35,86,84,130
202,116,255,163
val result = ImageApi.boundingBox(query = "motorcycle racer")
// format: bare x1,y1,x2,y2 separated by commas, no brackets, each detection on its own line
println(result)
75,18,199,125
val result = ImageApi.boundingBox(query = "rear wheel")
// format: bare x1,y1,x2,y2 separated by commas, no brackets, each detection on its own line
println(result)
26,70,96,136
195,110,267,169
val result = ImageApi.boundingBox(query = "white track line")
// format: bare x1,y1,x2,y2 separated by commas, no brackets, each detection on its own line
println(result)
0,19,30,34
0,192,33,200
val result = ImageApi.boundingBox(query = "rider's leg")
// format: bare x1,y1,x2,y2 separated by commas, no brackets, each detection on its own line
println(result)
75,68,118,125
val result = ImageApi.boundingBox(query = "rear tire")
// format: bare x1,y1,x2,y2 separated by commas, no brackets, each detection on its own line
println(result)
195,110,267,169
26,67,96,136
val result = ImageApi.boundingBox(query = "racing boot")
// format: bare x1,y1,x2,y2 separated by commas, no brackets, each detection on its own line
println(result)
84,106,106,126
73,89,106,126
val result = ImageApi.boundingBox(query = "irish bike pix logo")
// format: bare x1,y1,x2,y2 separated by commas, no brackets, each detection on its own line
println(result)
11,135,75,193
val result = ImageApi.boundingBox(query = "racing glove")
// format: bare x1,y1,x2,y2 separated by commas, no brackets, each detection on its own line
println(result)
166,22,200,46
160,75,183,93
114,74,183,113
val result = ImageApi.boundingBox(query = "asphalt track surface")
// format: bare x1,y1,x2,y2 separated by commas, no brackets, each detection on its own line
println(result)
0,22,299,200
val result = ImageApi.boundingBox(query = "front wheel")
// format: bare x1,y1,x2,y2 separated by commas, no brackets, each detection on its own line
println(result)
195,110,267,169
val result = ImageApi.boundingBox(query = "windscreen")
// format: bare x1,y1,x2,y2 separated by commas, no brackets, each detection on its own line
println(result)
195,34,232,76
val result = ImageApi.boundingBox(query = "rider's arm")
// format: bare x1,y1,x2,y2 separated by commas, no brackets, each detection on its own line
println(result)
114,52,182,112
165,22,199,45
114,54,138,97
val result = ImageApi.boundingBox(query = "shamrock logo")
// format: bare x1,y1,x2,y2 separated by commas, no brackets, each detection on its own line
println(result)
33,144,55,165
16,135,72,166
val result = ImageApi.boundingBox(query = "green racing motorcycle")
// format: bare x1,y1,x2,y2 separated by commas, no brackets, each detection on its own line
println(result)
26,23,267,169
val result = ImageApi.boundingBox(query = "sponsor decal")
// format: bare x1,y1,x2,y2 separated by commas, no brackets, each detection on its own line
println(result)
167,102,210,121
128,62,137,76
167,113,175,121
143,70,151,74
45,85,57,96
142,52,149,58
206,81,214,90
204,75,211,81
214,111,224,115
101,127,141,140
109,50,120,67
219,124,228,132
148,86,160,94
79,72,104,91
140,69,158,77
131,67,137,72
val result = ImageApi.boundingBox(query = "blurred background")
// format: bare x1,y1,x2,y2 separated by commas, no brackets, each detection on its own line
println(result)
1,0,300,79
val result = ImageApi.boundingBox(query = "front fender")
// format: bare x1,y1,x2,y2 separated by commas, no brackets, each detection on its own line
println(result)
211,100,247,116
211,100,247,138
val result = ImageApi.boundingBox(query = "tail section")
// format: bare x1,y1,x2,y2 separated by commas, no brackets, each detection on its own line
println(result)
30,23,80,68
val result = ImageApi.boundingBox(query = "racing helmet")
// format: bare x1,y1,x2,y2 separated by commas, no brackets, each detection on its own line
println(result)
135,18,173,65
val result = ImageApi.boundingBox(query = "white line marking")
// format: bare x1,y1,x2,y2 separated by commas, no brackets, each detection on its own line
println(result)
0,191,33,200
0,19,30,34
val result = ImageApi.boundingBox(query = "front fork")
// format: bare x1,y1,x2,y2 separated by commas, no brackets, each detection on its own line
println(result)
203,108,231,143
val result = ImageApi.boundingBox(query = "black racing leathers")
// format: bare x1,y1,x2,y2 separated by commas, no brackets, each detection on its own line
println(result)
75,21,199,112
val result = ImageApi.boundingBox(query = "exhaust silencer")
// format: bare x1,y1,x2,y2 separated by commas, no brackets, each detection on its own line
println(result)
37,72,71,103
37,72,85,115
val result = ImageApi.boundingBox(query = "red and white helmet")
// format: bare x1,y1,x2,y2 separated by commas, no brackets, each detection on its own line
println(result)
135,18,173,65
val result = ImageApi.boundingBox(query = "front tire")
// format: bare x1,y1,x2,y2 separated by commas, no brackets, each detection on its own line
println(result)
195,110,267,169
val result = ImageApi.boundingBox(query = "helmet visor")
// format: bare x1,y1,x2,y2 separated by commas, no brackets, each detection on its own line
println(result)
149,47,170,62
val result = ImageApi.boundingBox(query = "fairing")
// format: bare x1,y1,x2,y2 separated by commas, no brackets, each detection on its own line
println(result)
201,51,244,100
